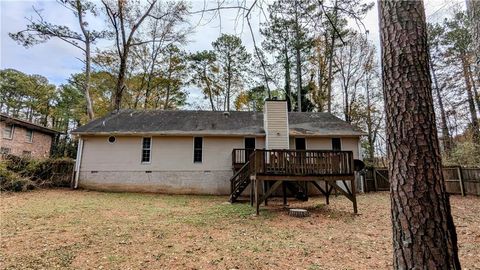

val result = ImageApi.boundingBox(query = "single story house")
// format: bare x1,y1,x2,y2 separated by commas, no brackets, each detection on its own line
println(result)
72,100,366,196
1,113,59,159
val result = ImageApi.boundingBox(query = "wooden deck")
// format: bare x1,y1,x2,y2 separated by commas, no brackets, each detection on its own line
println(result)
230,149,358,214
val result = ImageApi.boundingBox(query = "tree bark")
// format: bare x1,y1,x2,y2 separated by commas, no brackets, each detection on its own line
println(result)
461,55,480,140
430,62,452,155
326,0,338,114
76,0,95,120
378,1,461,269
467,63,480,113
226,53,232,112
284,42,292,112
294,2,302,112
203,68,216,111
365,71,374,161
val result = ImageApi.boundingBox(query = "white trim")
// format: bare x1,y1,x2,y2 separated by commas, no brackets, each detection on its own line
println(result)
25,129,33,143
74,138,84,189
141,137,152,164
3,124,14,140
193,136,203,163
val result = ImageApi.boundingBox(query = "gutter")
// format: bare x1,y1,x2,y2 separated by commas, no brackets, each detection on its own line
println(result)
73,138,84,189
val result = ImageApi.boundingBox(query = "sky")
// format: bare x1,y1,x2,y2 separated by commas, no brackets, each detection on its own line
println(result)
0,0,465,104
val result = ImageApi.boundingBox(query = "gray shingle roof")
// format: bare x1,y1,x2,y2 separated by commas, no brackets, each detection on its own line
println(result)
72,110,365,136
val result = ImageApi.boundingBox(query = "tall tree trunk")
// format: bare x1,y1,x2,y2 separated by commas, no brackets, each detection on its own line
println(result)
378,1,461,269
461,55,480,140
294,2,302,112
467,63,480,113
203,69,216,111
114,51,129,111
467,0,480,73
326,0,338,114
284,45,292,112
76,0,95,120
226,55,232,112
365,72,374,161
83,41,95,120
430,62,452,155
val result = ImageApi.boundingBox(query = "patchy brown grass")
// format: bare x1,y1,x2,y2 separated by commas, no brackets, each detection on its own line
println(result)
1,189,479,269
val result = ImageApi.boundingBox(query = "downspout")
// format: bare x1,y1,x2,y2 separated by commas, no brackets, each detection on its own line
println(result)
74,138,84,189
357,138,364,193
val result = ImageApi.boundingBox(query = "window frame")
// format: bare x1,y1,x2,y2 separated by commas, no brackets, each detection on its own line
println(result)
141,137,152,164
25,129,33,143
3,124,14,140
332,138,342,151
193,137,203,163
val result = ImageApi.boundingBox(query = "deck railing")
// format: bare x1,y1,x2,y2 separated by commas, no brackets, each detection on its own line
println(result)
233,149,354,176
232,148,254,167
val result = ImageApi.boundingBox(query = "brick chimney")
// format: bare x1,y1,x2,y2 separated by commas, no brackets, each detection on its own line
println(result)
263,99,289,150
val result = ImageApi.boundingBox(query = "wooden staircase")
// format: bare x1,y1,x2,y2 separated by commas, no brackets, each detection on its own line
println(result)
229,161,251,203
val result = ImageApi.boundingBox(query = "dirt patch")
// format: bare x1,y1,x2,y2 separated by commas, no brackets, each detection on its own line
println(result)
1,189,479,269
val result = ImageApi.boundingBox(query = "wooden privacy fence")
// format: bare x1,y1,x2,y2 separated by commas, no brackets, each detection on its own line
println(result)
363,166,480,196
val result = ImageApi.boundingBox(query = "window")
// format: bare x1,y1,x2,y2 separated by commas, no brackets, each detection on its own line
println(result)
244,137,255,160
244,137,255,149
25,129,33,143
295,138,306,150
22,151,31,157
332,138,342,151
193,137,203,163
3,124,14,139
0,147,11,154
141,137,151,163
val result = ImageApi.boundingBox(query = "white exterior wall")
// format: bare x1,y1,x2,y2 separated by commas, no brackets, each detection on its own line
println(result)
78,135,361,195
79,135,262,194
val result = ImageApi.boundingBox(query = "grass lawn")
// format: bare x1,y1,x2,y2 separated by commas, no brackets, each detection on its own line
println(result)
1,189,479,269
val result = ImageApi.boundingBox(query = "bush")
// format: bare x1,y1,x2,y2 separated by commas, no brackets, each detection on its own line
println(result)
1,155,74,191
0,162,35,192
444,141,480,168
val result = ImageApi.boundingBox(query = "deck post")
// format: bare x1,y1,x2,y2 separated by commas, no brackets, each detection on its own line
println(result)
250,178,254,206
351,178,358,214
325,182,330,205
282,181,287,206
373,167,378,192
255,178,261,215
264,181,268,206
457,166,465,196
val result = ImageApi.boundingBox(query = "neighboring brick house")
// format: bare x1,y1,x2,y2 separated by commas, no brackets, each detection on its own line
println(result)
0,113,59,159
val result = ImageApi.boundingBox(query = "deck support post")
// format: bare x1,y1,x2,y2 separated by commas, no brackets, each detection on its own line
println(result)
250,179,254,206
255,178,261,215
351,178,358,214
326,183,330,205
264,181,268,206
282,182,287,206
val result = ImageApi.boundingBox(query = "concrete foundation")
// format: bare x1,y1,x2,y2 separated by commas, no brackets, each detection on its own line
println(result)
78,170,233,195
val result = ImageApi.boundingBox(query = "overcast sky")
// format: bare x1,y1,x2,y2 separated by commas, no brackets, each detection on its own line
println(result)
0,0,464,103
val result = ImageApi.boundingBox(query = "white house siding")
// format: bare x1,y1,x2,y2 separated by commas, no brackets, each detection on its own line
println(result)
79,135,261,194
78,135,362,195
264,101,289,149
